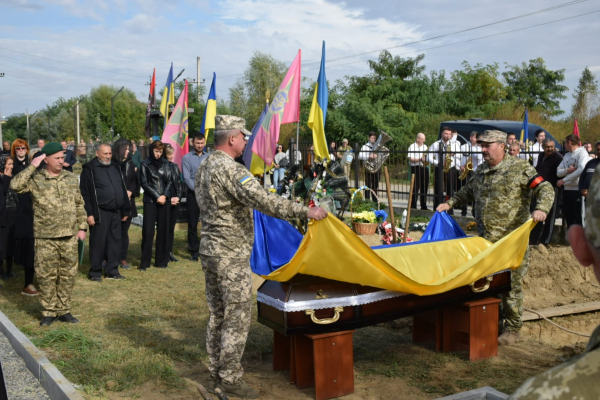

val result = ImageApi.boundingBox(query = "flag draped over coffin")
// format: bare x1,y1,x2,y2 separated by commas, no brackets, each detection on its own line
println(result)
160,80,189,167
201,72,217,140
243,104,272,175
160,63,175,129
144,68,156,138
251,211,533,296
251,50,301,166
307,41,330,162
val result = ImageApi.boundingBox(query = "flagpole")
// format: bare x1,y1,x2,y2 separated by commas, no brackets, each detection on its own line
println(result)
264,93,270,188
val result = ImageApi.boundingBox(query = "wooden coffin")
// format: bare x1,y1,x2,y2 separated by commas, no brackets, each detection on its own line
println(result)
257,271,511,336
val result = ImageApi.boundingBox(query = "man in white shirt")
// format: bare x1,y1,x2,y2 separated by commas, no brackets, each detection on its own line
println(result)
408,133,429,210
557,134,591,228
358,132,380,201
458,132,481,216
530,129,545,167
427,127,461,213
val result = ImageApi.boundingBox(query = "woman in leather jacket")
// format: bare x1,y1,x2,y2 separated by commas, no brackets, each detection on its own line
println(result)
163,144,184,262
139,140,174,270
112,139,140,269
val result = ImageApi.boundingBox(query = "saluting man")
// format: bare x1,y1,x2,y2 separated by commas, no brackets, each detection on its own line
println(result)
436,130,554,345
10,143,87,326
195,115,328,398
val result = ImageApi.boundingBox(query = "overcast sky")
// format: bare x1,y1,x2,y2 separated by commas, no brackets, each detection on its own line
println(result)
1,0,599,119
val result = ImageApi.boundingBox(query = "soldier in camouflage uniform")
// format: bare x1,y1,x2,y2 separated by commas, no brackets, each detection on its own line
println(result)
10,143,87,327
437,130,554,345
510,168,600,399
195,115,328,398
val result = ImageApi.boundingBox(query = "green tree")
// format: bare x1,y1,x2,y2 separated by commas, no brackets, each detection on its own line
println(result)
448,62,505,115
502,58,568,116
571,67,600,142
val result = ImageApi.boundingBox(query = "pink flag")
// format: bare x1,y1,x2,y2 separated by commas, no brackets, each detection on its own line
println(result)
161,80,189,168
573,118,581,145
252,50,301,165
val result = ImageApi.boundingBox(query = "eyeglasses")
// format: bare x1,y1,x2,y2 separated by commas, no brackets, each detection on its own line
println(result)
15,146,27,151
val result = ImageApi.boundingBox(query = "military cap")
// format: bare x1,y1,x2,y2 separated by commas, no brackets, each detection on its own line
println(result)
585,168,600,251
41,142,64,156
477,130,507,144
215,115,252,139
342,138,348,143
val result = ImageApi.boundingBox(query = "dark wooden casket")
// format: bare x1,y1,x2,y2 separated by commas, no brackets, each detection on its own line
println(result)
257,271,511,336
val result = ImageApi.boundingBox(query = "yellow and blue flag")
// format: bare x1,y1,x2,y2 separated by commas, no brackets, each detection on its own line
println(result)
307,41,329,162
201,72,217,139
520,108,528,143
243,103,273,175
160,63,175,129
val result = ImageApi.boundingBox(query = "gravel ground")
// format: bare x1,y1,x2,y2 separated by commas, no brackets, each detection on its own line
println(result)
0,332,50,400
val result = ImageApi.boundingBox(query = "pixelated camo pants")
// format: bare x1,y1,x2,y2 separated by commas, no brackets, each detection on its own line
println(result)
501,247,530,332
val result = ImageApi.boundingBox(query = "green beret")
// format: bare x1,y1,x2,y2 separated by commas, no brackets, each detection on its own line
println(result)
41,142,64,156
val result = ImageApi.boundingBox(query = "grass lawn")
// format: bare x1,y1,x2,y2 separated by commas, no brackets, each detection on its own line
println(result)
0,225,567,399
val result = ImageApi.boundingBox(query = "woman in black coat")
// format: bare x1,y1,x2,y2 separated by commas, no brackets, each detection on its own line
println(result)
163,144,184,262
112,139,140,269
139,140,174,270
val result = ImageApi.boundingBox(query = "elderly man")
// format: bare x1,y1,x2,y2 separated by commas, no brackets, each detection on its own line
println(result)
408,132,429,210
36,139,45,150
80,144,130,281
531,139,563,245
437,130,554,345
508,142,521,158
511,168,600,398
60,140,77,172
195,115,328,398
10,142,87,326
1,141,10,155
182,133,208,261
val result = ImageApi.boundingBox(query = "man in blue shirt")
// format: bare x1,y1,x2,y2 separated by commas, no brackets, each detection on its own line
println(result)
182,133,208,261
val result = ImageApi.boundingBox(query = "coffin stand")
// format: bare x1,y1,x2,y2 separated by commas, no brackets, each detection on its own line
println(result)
258,272,510,400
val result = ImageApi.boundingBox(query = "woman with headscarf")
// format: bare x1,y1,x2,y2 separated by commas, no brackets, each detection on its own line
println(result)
9,140,38,295
139,140,174,270
162,144,183,262
112,139,140,269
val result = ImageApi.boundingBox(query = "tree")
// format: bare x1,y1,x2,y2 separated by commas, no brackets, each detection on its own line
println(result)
571,67,600,142
448,62,505,115
502,58,568,116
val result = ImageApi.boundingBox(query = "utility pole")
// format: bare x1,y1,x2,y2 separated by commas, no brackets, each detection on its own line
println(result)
111,86,125,142
73,97,85,145
197,57,201,102
26,109,38,146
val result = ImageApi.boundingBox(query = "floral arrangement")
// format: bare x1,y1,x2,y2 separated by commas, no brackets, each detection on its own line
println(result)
352,209,387,224
409,222,429,232
465,221,477,231
381,222,412,245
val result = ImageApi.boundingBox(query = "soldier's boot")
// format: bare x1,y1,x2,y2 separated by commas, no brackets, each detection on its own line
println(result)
207,376,220,394
498,330,520,346
218,380,259,399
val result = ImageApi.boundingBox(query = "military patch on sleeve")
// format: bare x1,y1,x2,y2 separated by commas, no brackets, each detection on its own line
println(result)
528,174,544,189
239,175,253,186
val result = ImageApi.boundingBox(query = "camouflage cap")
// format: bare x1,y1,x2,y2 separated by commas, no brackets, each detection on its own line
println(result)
585,168,600,251
215,115,252,139
477,130,507,144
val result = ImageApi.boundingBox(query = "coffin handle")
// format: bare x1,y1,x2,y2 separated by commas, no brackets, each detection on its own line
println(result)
470,275,493,293
305,306,344,325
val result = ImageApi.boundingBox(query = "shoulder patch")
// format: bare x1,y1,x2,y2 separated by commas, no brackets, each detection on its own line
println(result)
239,175,253,186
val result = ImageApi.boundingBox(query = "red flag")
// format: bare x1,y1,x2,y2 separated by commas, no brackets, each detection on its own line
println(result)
144,68,156,138
160,80,189,168
573,118,581,145
251,50,301,166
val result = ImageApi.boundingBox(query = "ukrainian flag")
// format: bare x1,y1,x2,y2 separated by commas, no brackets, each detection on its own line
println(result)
520,108,529,143
160,63,175,129
307,41,329,162
201,72,217,139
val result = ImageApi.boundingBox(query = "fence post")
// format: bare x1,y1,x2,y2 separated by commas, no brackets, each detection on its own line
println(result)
353,142,360,189
289,137,296,167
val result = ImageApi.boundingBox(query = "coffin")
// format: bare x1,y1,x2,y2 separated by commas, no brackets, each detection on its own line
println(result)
257,271,511,336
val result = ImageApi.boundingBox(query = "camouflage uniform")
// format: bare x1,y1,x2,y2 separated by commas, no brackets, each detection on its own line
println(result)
196,139,308,384
10,164,87,317
510,168,600,399
447,152,554,332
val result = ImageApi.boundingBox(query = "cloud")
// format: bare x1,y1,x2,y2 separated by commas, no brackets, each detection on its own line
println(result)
122,13,168,33
0,0,43,10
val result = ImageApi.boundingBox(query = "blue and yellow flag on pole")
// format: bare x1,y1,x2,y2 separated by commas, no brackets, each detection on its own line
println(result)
307,41,329,162
160,63,175,129
201,72,217,139
243,103,273,175
520,108,529,143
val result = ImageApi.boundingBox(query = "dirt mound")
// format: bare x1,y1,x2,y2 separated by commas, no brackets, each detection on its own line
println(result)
524,244,600,310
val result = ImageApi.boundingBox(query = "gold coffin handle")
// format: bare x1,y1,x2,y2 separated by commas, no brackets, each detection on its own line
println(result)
305,306,344,325
470,275,493,293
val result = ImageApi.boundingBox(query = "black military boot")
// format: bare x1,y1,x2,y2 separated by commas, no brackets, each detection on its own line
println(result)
57,313,80,323
169,252,179,262
40,316,56,327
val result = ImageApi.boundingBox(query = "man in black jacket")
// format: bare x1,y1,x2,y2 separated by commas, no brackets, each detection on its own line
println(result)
80,143,130,281
60,141,77,172
531,139,563,245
